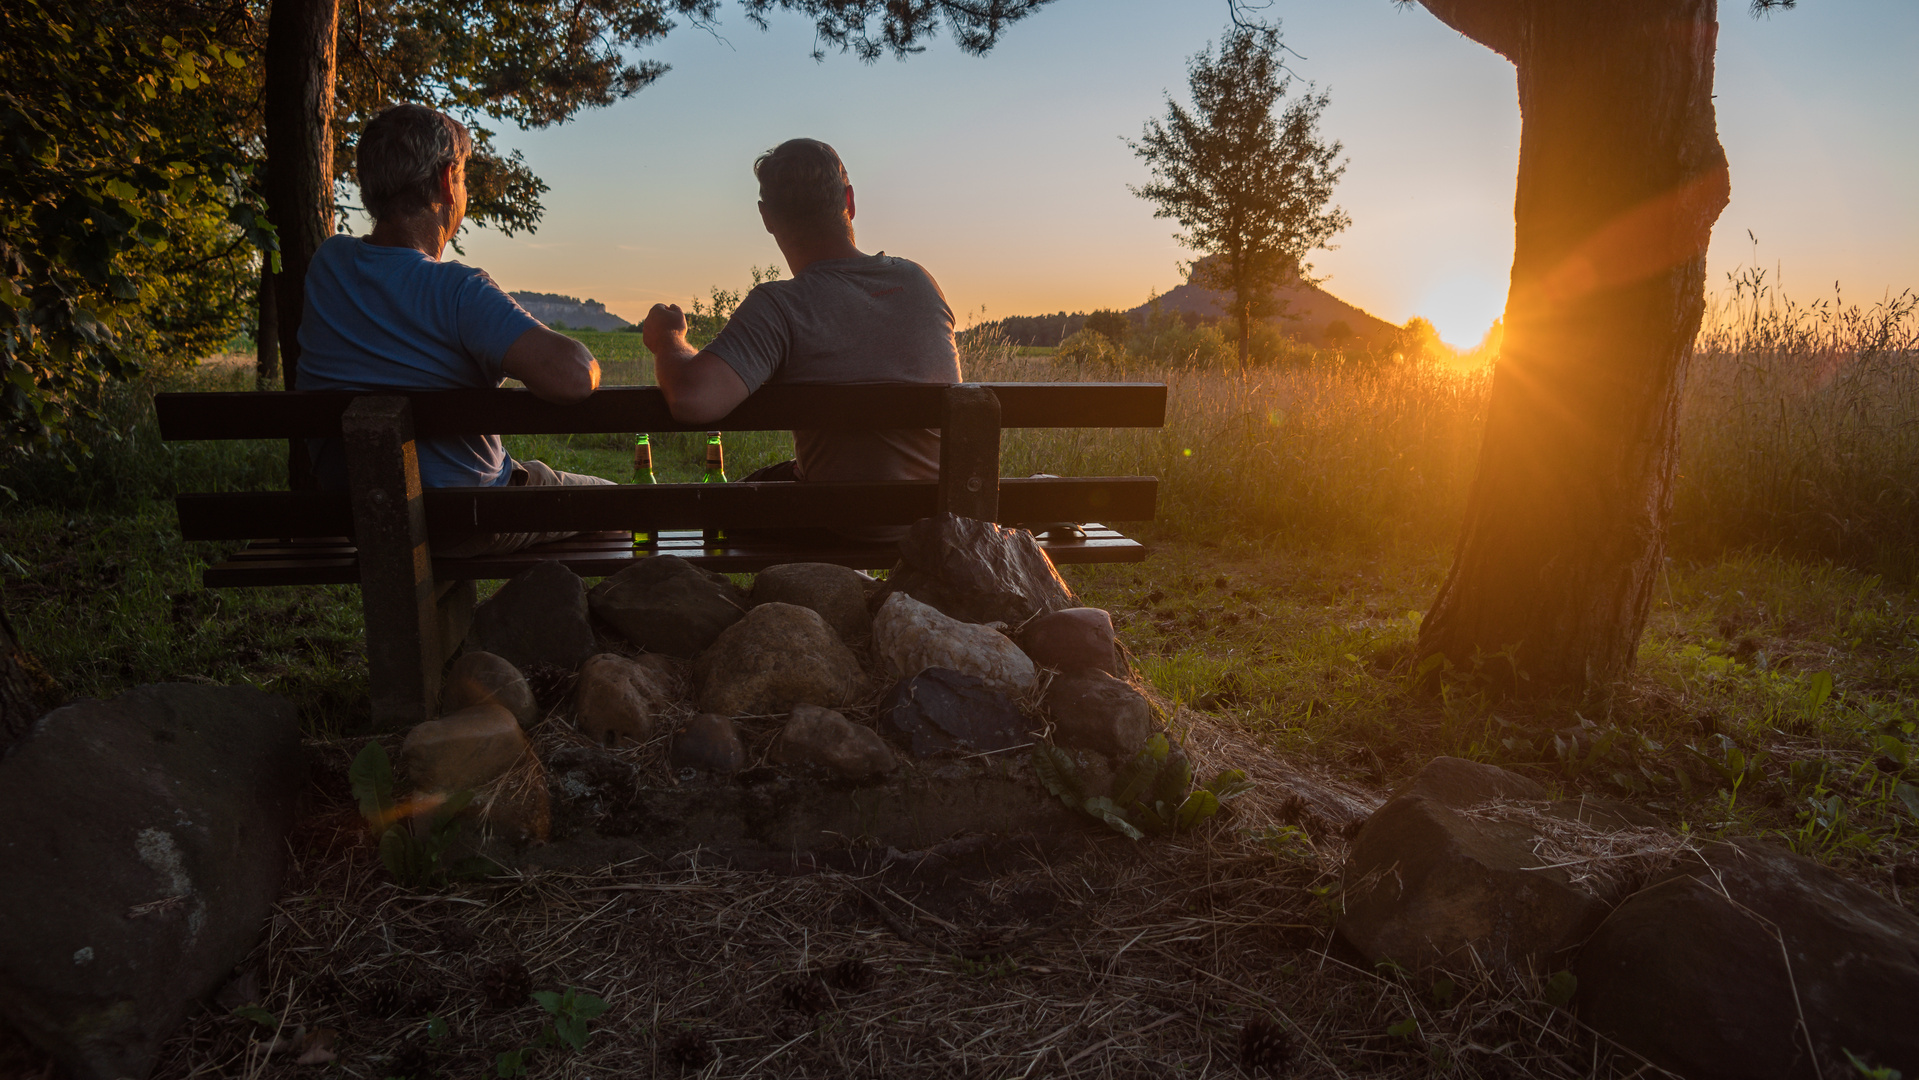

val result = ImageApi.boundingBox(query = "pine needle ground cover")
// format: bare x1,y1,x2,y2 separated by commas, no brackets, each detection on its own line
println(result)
1,290,1916,1076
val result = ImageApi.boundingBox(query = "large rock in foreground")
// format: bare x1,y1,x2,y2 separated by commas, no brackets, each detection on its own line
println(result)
590,556,747,659
463,561,596,671
1043,668,1152,759
879,668,1033,757
1578,838,1919,1080
441,650,537,726
0,684,302,1080
873,592,1037,695
750,562,873,642
693,603,866,716
886,513,1075,625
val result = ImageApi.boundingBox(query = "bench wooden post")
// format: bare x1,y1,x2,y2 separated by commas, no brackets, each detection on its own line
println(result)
342,396,465,728
938,384,1000,521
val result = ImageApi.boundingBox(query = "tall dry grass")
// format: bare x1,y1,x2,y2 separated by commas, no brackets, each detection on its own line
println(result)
967,274,1919,577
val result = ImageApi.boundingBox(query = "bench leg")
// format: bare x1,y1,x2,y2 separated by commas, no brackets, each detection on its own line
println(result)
344,396,445,729
435,579,475,666
939,384,1002,521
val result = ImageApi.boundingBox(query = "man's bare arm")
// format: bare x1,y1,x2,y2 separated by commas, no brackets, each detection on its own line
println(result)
503,325,601,404
643,303,750,423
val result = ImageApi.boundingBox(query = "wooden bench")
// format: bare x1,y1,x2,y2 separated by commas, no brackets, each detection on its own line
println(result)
156,382,1165,726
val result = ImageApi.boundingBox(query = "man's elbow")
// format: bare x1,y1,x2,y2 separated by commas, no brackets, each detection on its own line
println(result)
664,392,726,425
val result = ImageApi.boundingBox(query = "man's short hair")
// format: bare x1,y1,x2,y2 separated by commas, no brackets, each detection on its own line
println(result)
357,104,473,222
755,139,851,235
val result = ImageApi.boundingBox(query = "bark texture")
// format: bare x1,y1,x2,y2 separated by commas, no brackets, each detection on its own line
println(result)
1415,0,1730,694
262,0,337,485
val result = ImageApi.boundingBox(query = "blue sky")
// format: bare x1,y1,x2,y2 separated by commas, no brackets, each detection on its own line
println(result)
449,0,1919,346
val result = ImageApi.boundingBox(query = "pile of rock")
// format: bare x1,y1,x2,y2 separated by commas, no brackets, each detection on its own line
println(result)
395,514,1164,848
1339,756,1919,1079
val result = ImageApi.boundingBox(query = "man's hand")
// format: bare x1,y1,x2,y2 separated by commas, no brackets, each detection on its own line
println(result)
643,301,749,423
643,303,690,356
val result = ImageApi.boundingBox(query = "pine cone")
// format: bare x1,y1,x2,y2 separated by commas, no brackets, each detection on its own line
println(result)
826,958,875,994
664,1031,717,1071
478,959,532,1010
1239,1019,1293,1075
779,977,831,1015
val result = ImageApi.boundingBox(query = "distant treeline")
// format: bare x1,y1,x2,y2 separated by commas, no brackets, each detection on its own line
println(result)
967,308,1211,346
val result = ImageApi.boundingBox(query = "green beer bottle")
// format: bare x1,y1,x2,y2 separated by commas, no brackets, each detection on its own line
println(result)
631,434,656,547
701,431,725,544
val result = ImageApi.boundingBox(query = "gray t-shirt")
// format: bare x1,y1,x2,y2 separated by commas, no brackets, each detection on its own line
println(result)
705,253,960,482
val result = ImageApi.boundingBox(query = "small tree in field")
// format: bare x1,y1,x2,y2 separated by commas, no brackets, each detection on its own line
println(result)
1129,25,1349,369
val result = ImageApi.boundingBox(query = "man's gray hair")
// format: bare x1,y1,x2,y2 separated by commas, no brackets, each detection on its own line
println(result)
357,104,473,222
754,138,850,235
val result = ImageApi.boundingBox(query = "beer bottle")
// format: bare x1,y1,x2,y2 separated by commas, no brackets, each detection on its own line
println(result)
701,431,726,544
631,434,656,547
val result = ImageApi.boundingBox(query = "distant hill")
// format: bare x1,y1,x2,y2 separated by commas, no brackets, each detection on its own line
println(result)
510,291,631,331
976,262,1399,350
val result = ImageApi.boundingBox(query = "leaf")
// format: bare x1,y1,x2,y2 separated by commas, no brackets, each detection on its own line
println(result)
1030,745,1082,809
349,742,395,829
1204,768,1253,801
1431,977,1455,1007
1894,783,1919,825
530,990,562,1015
1543,970,1578,1008
232,1004,277,1027
379,826,432,886
1112,747,1160,810
426,1015,449,1040
1175,788,1220,831
494,1048,529,1077
571,992,611,1021
1386,1017,1418,1039
1152,749,1193,810
1804,671,1834,717
1081,796,1145,840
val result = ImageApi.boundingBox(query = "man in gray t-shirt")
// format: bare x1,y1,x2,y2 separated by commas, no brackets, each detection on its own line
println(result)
641,139,960,485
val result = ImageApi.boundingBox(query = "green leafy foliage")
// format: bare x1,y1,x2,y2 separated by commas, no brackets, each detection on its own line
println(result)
532,987,611,1053
1543,970,1578,1009
1031,733,1251,839
348,741,494,887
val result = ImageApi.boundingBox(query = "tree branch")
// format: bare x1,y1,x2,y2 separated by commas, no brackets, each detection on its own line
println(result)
1408,0,1524,62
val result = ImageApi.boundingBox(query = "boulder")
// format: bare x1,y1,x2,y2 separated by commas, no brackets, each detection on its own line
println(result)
1338,794,1608,972
589,557,747,659
400,704,529,793
441,651,537,726
1020,607,1121,675
670,714,747,776
872,592,1038,695
750,563,874,642
1577,838,1919,1080
886,513,1076,625
571,653,674,748
462,561,596,671
0,684,302,1080
693,603,866,717
771,705,897,781
1043,668,1152,759
878,668,1034,757
1392,756,1549,807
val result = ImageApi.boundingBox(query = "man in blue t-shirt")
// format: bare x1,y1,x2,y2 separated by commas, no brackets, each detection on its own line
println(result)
297,103,610,556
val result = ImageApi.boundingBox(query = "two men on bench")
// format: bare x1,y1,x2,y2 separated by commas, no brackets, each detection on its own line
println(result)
295,104,612,557
642,138,961,539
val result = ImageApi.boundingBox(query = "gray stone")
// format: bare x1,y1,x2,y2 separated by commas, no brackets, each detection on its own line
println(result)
1577,838,1919,1080
571,653,674,748
1020,607,1121,675
442,651,537,726
879,669,1034,757
589,556,747,659
400,704,528,792
750,562,873,642
693,603,866,717
1392,756,1549,808
771,704,897,781
873,592,1038,695
1043,668,1152,759
886,512,1076,625
1338,794,1607,972
670,714,746,776
0,684,302,1080
463,561,595,671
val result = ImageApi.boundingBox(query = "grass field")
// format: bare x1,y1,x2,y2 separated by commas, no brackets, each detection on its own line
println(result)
1,290,1915,1077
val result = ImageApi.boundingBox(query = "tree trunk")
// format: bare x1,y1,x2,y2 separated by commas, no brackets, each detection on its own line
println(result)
263,0,338,486
1413,0,1730,695
1237,301,1251,370
255,261,279,390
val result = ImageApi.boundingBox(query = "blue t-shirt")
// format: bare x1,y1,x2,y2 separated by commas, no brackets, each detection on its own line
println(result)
295,234,543,487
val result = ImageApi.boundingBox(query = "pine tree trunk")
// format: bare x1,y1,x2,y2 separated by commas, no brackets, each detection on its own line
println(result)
1413,0,1730,695
263,0,337,486
1237,302,1251,370
255,261,279,390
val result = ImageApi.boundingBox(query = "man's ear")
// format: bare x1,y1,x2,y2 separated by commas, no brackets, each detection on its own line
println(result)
844,185,856,223
437,161,460,208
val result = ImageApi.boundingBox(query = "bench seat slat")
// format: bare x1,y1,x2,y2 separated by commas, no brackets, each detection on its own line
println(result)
156,383,1167,440
199,525,1147,586
177,476,1157,541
